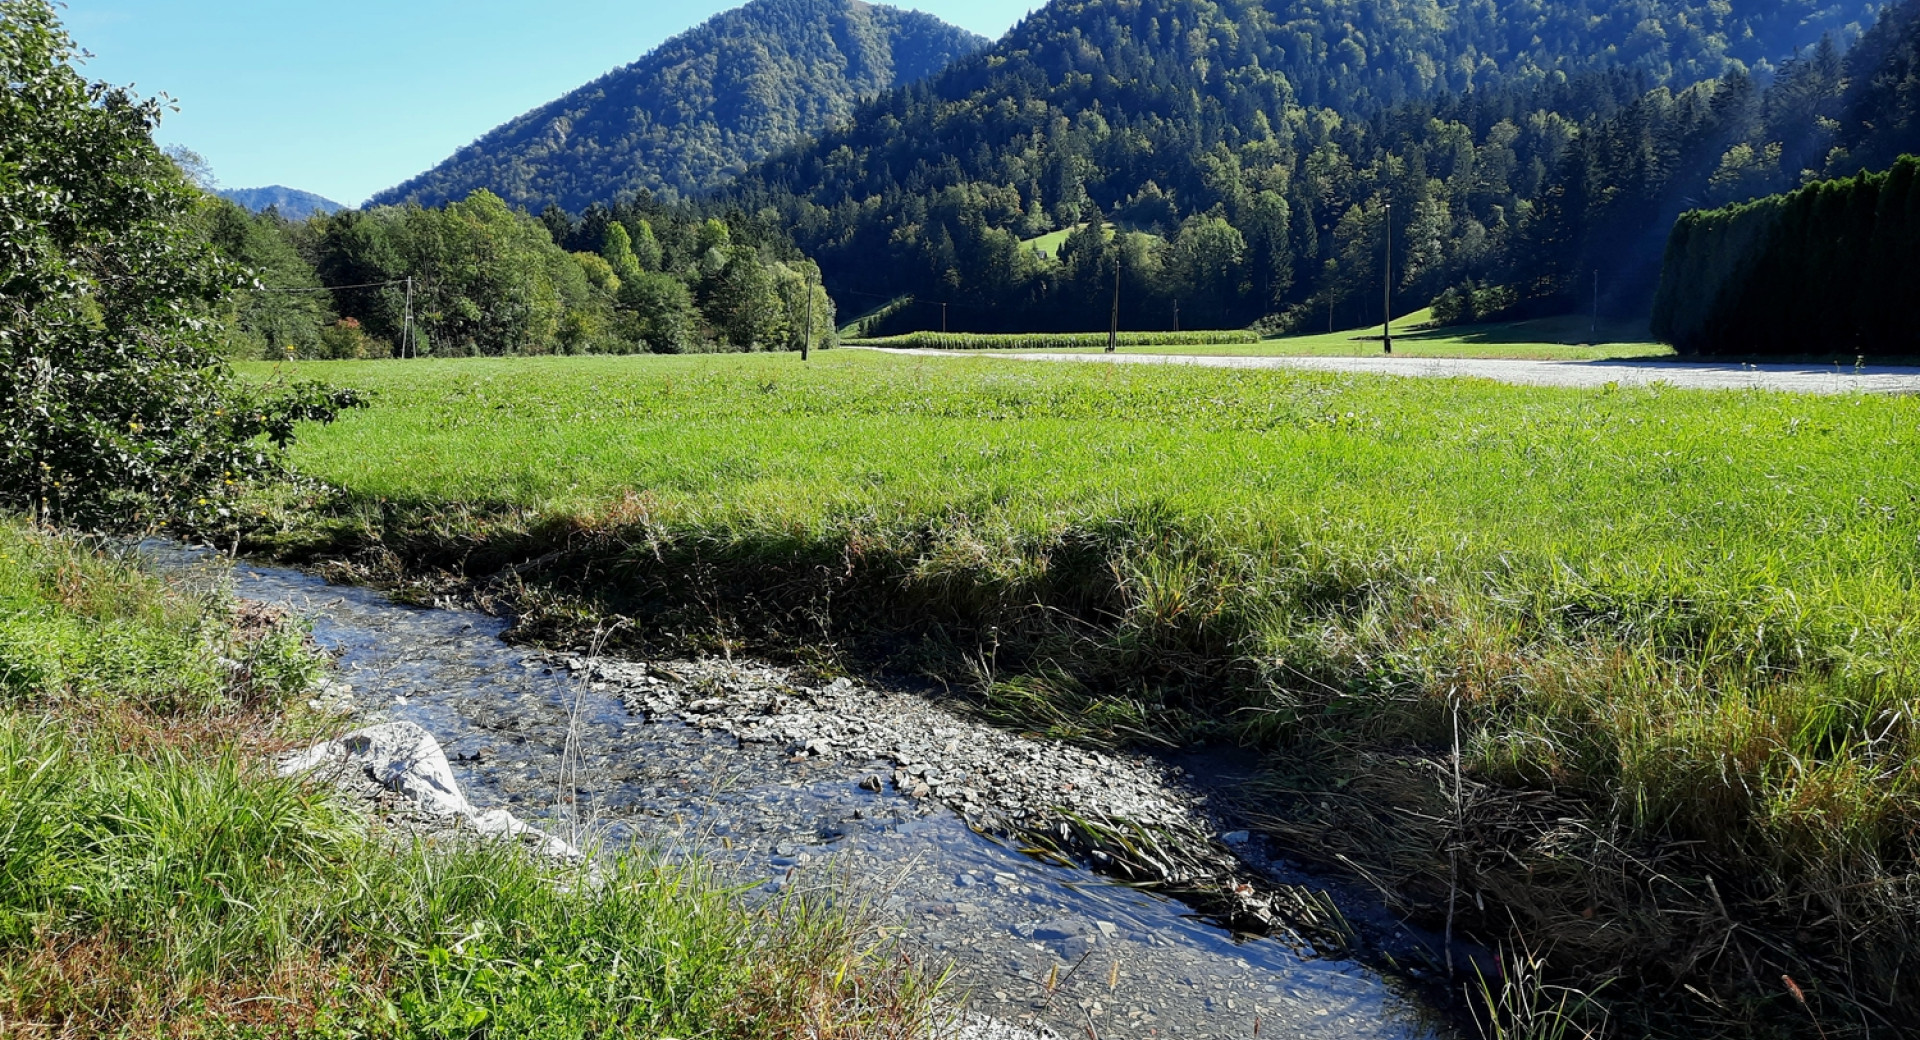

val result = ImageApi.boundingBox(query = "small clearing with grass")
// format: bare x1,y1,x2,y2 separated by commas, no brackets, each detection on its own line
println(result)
246,349,1918,1037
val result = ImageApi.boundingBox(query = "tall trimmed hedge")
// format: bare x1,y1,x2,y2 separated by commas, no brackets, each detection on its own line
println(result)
1652,156,1920,357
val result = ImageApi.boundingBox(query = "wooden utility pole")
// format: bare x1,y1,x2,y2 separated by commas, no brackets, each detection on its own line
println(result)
1107,260,1121,353
802,272,814,361
403,276,415,358
1592,269,1599,339
1382,203,1393,355
941,302,948,334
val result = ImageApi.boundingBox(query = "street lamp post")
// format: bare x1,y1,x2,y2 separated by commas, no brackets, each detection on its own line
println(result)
803,271,813,362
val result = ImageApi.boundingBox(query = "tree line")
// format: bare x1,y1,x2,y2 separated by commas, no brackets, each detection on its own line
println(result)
204,190,835,360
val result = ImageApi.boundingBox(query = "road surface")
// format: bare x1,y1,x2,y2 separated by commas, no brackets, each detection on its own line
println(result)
856,348,1920,395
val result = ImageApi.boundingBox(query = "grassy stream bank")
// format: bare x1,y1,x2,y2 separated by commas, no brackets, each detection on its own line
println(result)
0,523,935,1037
241,350,1920,1038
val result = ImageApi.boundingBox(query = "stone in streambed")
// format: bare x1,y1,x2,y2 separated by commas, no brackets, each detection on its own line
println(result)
279,721,585,861
280,721,470,816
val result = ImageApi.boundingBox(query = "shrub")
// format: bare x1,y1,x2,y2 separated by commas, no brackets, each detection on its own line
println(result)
0,0,359,528
1431,280,1521,327
317,318,393,360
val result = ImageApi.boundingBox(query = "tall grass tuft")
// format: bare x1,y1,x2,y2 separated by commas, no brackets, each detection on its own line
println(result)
0,521,940,1037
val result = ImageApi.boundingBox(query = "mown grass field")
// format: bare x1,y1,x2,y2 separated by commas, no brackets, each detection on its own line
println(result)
0,523,934,1037
997,312,1671,360
854,311,1673,360
246,349,1920,1035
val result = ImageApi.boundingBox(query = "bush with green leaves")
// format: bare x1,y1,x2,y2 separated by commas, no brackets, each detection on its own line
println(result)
1431,280,1521,327
0,0,357,528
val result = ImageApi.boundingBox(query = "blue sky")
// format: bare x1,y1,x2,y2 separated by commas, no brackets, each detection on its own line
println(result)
65,1,1037,207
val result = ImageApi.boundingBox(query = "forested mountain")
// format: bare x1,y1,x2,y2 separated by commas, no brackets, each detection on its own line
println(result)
217,186,345,220
726,0,1883,333
370,0,985,213
1646,0,1920,357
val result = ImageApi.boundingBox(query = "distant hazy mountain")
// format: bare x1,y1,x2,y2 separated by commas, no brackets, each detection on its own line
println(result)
370,0,987,213
217,186,346,220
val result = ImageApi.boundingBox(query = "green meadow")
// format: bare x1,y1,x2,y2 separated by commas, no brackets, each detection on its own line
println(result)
1134,314,1671,359
851,311,1674,360
251,348,1920,1029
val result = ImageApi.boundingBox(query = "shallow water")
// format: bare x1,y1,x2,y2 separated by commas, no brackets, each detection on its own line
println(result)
214,555,1448,1040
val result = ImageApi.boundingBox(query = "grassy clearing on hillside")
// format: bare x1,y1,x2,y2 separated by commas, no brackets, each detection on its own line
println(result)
1019,225,1080,258
0,522,934,1038
247,350,1920,1036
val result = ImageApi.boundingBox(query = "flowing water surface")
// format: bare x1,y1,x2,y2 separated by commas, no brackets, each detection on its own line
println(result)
207,553,1450,1040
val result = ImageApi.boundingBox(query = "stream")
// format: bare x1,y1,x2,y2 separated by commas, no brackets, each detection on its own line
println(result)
207,553,1451,1040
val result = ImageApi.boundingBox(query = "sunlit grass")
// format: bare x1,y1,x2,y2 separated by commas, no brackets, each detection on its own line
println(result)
965,311,1676,359
244,348,1920,1026
248,348,1918,811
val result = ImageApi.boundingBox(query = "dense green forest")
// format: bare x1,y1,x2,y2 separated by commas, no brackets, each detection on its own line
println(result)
719,0,1889,334
371,0,984,213
204,192,834,359
1653,154,1920,355
1828,0,1920,173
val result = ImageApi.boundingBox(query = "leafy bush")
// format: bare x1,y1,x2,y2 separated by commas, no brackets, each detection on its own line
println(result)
317,318,393,360
1431,280,1521,327
0,0,359,527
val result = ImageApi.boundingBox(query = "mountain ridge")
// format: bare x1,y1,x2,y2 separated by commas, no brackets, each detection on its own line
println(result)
370,0,986,213
217,186,346,220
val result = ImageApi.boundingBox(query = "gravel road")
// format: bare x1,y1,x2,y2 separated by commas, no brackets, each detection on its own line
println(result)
861,348,1920,395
